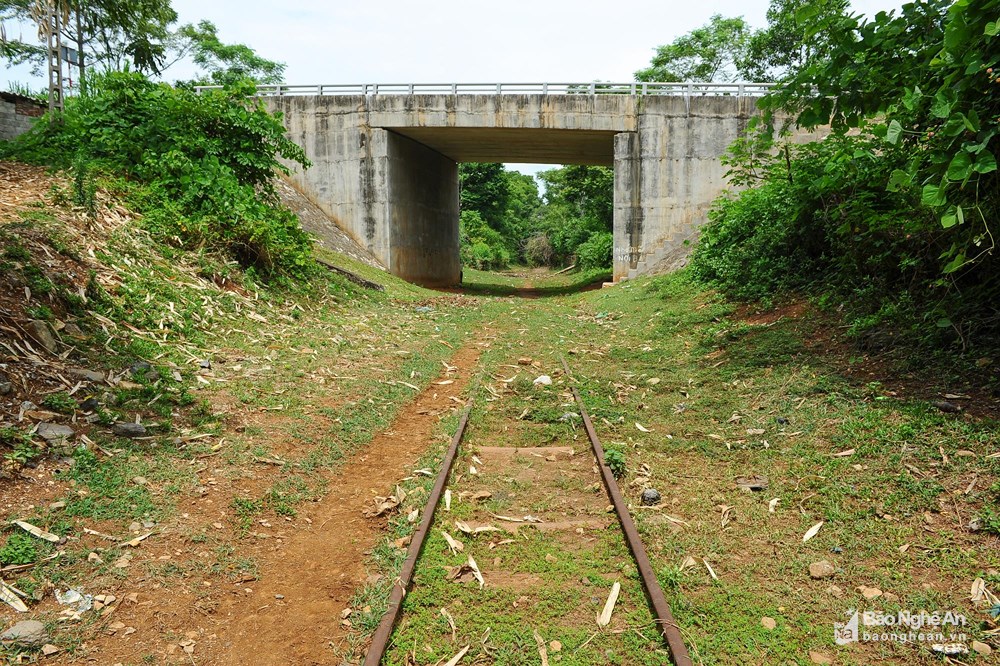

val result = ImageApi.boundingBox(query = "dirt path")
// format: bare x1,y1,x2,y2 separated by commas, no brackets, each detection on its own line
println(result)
203,339,488,665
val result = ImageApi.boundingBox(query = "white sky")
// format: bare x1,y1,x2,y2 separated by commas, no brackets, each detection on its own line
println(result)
3,0,905,178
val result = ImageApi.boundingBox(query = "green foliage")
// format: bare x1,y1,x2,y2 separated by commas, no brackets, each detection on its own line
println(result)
176,20,285,86
459,162,510,228
536,165,613,265
635,14,753,82
459,210,510,270
1,0,178,75
576,231,613,271
766,0,998,277
41,392,78,414
1,427,41,467
4,71,314,278
696,0,998,353
739,0,850,80
458,163,543,262
604,444,627,478
0,532,39,566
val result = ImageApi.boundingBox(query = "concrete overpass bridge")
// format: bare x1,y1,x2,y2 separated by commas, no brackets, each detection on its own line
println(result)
202,82,813,286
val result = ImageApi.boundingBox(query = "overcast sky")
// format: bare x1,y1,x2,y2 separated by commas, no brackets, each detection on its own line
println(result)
164,0,906,83
3,0,906,177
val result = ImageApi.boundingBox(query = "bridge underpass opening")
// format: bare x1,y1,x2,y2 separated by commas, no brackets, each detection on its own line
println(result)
380,127,619,288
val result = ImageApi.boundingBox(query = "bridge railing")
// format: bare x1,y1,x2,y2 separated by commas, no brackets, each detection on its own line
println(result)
193,82,775,97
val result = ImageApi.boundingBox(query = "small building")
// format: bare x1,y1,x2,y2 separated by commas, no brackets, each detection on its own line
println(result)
0,92,46,141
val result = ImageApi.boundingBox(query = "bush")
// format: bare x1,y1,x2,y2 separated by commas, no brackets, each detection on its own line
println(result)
524,234,554,267
459,210,510,270
691,181,812,301
4,72,314,279
576,231,613,271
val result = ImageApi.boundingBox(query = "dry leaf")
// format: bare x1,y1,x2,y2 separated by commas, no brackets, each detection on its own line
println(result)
444,489,452,512
123,532,153,548
768,498,780,513
13,520,60,543
635,423,651,433
803,521,824,543
0,581,28,612
831,449,855,457
597,582,621,627
719,505,734,528
443,645,470,666
971,578,987,604
441,608,457,642
468,556,484,589
703,559,719,580
441,531,464,554
534,629,549,666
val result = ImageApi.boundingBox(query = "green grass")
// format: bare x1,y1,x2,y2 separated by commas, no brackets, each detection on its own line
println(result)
4,177,998,666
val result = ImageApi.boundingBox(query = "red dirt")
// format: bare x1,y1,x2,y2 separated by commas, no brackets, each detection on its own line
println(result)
208,338,488,665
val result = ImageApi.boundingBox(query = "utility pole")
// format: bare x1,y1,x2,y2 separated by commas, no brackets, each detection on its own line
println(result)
45,0,64,119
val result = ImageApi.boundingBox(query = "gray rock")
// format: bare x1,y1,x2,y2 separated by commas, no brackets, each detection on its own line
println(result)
0,620,49,647
198,359,212,370
558,412,580,422
80,397,99,412
63,323,85,338
932,400,962,413
112,422,146,438
129,361,153,377
37,422,75,442
640,488,661,506
67,368,105,383
809,560,837,579
0,381,12,395
27,320,57,354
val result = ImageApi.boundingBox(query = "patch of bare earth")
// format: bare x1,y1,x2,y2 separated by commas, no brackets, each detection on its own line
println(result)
205,339,489,665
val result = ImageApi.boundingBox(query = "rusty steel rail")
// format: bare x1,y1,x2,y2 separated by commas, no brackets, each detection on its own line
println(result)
561,356,693,666
363,401,473,666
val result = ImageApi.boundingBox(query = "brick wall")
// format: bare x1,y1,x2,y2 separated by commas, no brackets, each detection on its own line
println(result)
0,92,46,141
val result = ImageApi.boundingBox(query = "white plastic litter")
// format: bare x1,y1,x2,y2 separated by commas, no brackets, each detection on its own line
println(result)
55,589,92,613
533,375,552,386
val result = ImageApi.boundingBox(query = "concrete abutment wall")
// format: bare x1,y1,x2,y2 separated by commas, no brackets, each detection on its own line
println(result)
385,131,460,287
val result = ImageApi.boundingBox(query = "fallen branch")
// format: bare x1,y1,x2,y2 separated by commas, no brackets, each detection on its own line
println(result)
315,258,385,291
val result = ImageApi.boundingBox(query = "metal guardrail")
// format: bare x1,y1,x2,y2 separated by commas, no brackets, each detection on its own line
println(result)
193,82,775,97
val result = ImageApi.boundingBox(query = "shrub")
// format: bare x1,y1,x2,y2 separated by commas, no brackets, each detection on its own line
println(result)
576,231,613,270
524,234,554,267
459,210,510,270
4,72,314,279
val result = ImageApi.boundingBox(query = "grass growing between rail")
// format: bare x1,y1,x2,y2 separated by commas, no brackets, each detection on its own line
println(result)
378,270,1000,666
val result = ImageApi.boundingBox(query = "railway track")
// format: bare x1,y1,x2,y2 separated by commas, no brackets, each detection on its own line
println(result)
362,358,692,666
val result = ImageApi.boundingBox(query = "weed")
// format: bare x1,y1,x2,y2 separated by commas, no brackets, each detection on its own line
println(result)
604,444,626,478
41,391,77,414
0,531,40,566
26,303,55,321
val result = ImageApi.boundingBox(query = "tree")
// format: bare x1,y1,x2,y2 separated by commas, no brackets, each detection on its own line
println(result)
535,165,614,265
0,0,45,71
635,15,753,82
0,0,177,79
174,20,284,86
738,0,851,80
459,162,509,229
